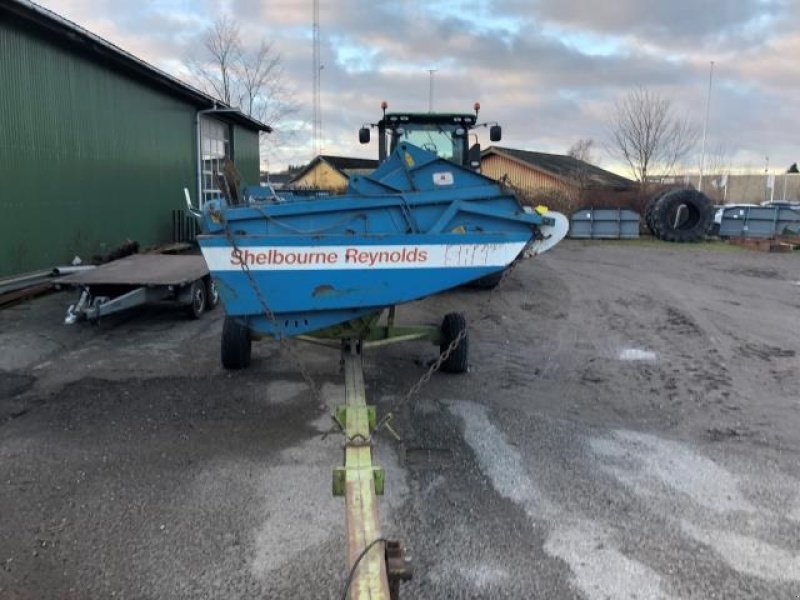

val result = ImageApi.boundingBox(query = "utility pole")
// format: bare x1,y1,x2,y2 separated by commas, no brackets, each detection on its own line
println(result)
764,155,770,203
698,60,714,193
427,68,437,112
312,0,321,158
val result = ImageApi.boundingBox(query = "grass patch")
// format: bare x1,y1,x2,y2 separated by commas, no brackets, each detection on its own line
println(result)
567,237,745,252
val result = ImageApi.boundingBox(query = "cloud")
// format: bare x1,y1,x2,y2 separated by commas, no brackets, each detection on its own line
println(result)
533,0,777,37
35,0,800,173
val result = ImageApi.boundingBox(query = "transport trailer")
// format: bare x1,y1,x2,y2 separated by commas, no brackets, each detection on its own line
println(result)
60,254,218,324
195,142,568,597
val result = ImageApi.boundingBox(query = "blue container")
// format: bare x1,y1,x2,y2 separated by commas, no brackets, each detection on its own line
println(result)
198,143,562,338
569,208,640,239
719,205,800,238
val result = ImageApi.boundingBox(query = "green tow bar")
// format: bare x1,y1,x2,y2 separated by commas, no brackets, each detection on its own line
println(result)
333,343,391,599
313,309,439,597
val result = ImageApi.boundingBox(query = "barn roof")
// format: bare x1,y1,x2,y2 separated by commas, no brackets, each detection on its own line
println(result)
483,146,633,189
288,156,380,184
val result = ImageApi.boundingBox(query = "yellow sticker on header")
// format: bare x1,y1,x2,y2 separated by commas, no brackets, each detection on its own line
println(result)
404,151,415,168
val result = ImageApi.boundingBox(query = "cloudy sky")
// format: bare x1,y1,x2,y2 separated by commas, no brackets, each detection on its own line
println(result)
40,0,799,175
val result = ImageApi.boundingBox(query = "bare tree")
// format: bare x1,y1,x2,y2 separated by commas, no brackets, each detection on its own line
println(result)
703,142,731,177
567,138,595,207
187,16,241,105
567,138,595,163
701,143,732,202
608,87,698,188
186,17,299,153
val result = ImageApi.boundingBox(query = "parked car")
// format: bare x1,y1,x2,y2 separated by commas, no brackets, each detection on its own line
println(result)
762,201,800,209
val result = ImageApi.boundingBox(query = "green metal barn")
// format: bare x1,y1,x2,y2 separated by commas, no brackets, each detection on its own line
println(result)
0,0,271,278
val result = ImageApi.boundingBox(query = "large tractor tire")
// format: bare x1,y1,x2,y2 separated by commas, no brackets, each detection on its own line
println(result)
651,189,714,243
645,189,670,236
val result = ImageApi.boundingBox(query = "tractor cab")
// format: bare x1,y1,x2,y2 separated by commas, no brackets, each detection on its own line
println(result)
359,102,502,171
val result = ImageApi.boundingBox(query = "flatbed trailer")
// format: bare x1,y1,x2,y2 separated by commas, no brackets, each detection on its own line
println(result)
60,254,217,324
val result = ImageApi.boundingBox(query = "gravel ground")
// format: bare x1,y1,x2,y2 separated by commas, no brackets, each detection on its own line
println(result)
1,240,799,599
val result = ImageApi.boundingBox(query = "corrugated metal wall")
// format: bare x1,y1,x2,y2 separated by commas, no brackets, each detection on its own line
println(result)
481,155,574,197
232,125,260,184
0,20,195,276
662,173,800,204
0,18,261,277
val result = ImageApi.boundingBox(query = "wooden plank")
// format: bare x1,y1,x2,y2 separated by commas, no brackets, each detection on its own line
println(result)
144,242,194,255
727,237,797,253
727,238,772,252
770,242,795,253
343,352,390,600
59,254,208,286
776,234,800,245
0,282,52,308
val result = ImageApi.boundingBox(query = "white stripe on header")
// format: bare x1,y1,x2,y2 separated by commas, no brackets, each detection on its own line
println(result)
201,242,526,271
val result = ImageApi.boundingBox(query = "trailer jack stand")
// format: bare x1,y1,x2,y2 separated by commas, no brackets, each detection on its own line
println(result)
385,540,413,599
333,339,412,599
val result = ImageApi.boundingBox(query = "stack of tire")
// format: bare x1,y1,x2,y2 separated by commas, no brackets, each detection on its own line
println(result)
644,188,715,242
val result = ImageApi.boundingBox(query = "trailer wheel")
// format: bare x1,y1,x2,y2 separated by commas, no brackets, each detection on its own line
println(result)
221,316,251,370
186,280,206,319
439,312,468,374
205,277,220,310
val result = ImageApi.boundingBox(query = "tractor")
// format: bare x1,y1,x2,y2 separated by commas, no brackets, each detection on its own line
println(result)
358,101,502,172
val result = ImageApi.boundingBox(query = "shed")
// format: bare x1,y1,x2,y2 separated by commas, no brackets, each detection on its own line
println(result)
0,0,271,277
481,146,633,203
289,156,379,193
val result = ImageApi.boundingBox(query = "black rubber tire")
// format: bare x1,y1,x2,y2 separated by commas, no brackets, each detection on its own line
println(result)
439,312,468,374
466,270,504,290
645,189,670,236
221,316,252,370
204,277,220,310
651,189,714,243
185,280,206,319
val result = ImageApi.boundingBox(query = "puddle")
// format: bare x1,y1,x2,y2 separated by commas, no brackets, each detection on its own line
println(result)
618,348,657,361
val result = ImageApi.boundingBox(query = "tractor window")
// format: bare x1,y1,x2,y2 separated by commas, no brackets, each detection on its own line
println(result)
391,124,463,164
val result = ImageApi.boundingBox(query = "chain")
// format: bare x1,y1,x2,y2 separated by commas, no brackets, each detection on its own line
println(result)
372,326,468,441
372,183,537,437
490,239,533,295
402,327,467,404
220,217,326,410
